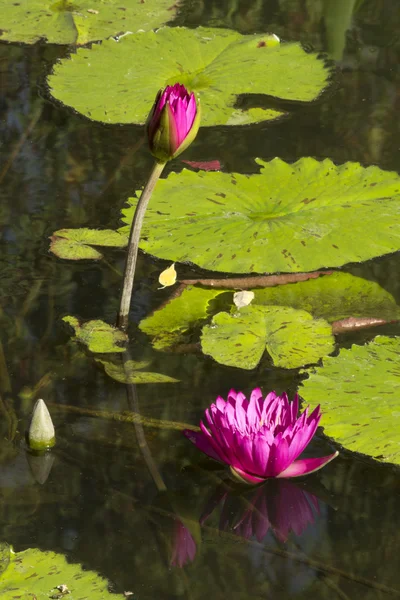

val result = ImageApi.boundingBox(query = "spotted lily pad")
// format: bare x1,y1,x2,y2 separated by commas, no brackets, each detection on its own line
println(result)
253,272,400,322
48,26,332,126
0,0,181,45
140,273,399,351
201,305,335,370
50,228,127,261
97,358,179,384
300,336,400,466
120,158,400,274
0,546,125,598
63,317,127,353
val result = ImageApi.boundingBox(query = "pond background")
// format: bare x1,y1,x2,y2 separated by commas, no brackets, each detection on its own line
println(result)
1,0,400,598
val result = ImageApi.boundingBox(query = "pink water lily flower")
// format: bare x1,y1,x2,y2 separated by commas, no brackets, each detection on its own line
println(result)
147,83,200,163
184,389,338,484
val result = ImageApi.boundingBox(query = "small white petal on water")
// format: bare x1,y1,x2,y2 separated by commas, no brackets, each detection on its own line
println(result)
233,290,255,308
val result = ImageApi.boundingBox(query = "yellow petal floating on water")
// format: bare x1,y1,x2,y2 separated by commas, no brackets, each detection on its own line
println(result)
158,263,177,289
233,290,255,309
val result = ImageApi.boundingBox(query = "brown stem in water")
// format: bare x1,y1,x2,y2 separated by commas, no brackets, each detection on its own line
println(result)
0,106,42,185
332,316,393,334
117,160,166,330
123,352,167,492
99,135,146,199
47,402,199,433
180,270,333,289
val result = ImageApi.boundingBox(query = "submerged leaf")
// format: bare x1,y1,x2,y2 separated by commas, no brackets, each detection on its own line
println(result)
48,26,331,126
0,0,181,45
201,305,335,370
119,158,400,273
97,359,179,384
0,547,125,598
50,228,127,261
139,274,398,353
253,272,400,322
63,317,127,353
140,286,225,350
301,336,400,467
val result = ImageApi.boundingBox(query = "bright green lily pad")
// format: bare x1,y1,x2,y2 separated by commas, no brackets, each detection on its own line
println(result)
63,317,127,353
0,546,125,598
300,336,400,466
253,272,400,322
50,228,127,261
140,285,225,350
139,274,400,351
0,0,181,45
120,158,400,274
0,544,10,577
201,305,335,370
48,26,332,126
97,358,179,383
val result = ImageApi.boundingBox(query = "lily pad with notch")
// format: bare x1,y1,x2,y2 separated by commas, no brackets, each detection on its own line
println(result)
50,228,127,261
201,305,335,370
0,0,181,45
63,316,127,353
48,26,332,126
97,358,179,384
0,546,126,598
300,336,400,467
120,158,400,274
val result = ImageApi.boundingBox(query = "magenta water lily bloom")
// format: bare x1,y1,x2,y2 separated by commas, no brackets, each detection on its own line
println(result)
184,389,338,484
147,83,200,163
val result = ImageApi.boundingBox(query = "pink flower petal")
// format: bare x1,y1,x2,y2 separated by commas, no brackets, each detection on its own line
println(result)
201,416,231,464
252,437,270,475
186,93,197,130
183,428,222,463
277,452,339,478
230,466,266,485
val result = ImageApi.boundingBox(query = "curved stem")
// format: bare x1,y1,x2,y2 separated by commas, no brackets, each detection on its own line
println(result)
117,160,166,329
124,355,167,493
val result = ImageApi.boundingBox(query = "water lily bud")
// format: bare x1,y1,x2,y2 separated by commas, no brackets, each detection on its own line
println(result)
147,83,200,163
28,399,55,451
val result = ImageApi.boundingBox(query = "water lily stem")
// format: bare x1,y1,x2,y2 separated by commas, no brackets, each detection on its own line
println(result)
117,160,166,330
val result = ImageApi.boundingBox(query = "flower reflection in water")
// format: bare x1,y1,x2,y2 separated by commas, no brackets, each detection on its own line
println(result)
170,519,197,568
201,479,320,544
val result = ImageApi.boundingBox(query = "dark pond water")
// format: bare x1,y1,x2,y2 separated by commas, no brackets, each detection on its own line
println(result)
1,0,400,598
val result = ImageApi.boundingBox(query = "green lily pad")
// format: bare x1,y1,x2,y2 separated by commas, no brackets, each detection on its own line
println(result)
48,26,332,126
0,544,10,577
300,336,400,466
201,305,335,370
140,285,225,350
0,546,125,598
139,274,400,351
50,228,127,261
120,158,400,274
63,317,127,353
97,358,179,383
253,272,400,322
0,0,181,45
